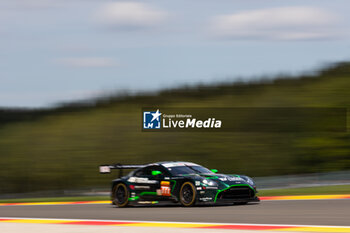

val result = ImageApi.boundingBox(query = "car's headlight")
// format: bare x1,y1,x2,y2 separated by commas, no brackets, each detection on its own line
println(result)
202,179,216,186
242,176,255,186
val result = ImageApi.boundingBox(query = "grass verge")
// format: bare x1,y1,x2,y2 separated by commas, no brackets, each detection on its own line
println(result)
0,196,109,203
258,185,350,196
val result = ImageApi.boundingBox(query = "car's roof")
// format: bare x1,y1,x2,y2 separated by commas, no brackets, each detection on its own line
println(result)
153,161,201,168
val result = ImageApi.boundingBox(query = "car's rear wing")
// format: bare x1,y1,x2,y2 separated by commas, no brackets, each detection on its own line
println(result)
99,163,145,176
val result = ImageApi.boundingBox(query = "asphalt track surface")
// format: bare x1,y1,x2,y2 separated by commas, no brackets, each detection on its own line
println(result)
1,199,349,226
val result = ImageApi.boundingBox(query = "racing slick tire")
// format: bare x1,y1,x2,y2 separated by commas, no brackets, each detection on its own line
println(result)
179,182,197,207
113,183,130,207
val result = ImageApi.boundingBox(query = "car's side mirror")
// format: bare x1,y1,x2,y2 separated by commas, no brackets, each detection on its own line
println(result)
210,169,218,173
152,170,162,176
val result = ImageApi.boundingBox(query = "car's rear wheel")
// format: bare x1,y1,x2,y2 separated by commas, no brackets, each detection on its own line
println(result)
179,182,196,207
113,183,129,207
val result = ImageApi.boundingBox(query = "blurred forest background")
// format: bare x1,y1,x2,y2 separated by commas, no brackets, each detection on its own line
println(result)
0,62,350,194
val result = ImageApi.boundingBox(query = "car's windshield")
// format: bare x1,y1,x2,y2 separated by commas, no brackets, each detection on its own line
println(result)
167,165,213,175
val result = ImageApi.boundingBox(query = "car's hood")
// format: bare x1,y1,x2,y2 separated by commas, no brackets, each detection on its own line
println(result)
180,173,255,189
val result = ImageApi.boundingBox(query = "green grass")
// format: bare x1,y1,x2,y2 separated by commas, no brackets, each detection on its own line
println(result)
258,185,350,196
1,185,350,203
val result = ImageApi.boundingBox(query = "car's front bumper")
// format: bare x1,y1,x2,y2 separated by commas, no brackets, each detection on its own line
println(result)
197,185,259,204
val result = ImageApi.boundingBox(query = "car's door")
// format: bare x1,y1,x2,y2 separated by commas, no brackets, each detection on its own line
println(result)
131,165,171,200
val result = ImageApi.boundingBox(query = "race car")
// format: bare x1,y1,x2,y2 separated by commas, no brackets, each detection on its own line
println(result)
99,161,259,207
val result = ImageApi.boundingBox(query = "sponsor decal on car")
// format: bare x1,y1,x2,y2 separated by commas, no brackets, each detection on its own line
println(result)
228,177,244,181
134,186,150,190
219,176,244,182
161,187,171,196
127,177,158,184
160,181,171,196
161,181,170,186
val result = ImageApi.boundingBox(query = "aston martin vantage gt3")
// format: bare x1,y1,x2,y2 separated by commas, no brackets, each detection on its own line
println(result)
99,161,259,207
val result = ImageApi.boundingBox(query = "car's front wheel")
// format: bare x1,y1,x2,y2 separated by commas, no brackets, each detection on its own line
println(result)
113,183,130,207
179,182,196,207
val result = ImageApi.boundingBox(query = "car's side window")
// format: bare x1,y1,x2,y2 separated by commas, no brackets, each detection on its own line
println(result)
149,165,169,176
133,165,169,177
134,167,151,177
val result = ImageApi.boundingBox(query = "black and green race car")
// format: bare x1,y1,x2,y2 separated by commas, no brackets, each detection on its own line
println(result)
99,161,259,207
